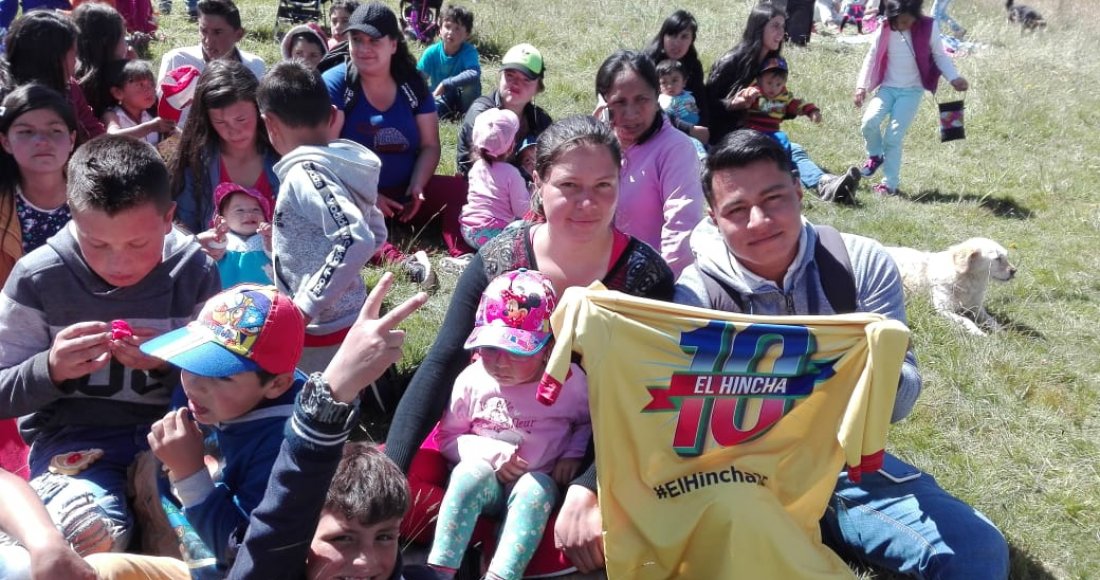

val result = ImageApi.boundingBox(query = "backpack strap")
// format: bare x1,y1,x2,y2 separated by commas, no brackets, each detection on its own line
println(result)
342,59,422,113
699,269,746,313
813,224,858,314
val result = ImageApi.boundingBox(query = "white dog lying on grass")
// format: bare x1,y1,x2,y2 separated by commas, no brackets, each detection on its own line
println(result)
885,237,1017,336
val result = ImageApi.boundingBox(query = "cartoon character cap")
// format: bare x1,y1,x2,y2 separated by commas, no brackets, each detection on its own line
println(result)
141,285,304,376
157,65,201,124
501,43,545,80
464,269,557,355
472,108,520,159
759,56,789,75
211,182,273,227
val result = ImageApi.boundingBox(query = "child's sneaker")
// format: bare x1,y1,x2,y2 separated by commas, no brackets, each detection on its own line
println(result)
872,182,898,196
440,253,473,276
860,155,884,177
403,250,437,291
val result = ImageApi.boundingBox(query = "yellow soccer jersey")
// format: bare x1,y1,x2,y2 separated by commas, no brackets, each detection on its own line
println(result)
537,284,910,579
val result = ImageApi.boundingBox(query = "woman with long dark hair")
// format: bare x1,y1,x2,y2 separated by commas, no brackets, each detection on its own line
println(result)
643,9,709,142
4,10,105,143
323,1,471,269
170,60,279,243
706,3,859,202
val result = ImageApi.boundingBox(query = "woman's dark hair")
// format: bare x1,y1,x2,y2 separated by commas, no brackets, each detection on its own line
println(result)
4,11,79,94
644,10,699,66
595,50,663,147
0,84,78,241
529,115,621,221
170,60,272,219
385,15,421,85
885,0,924,28
330,0,360,16
708,3,788,94
73,3,127,116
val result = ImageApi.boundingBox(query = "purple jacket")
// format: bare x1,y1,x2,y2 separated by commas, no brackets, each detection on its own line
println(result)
857,16,950,94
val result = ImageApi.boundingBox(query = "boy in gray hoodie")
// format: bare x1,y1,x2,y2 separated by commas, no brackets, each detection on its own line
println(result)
257,61,389,376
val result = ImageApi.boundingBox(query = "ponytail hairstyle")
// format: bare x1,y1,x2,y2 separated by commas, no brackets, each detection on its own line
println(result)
528,115,621,222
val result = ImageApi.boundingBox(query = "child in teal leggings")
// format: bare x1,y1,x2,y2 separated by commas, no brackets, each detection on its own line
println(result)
428,270,591,580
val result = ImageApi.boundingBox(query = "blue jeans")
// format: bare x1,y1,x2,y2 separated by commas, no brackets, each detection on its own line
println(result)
821,454,1009,580
861,86,924,190
791,142,824,189
27,425,151,553
933,0,965,37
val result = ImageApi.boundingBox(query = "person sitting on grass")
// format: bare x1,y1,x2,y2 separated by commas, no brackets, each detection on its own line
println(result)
102,60,178,146
257,60,390,379
225,273,432,580
143,284,306,570
416,4,481,120
0,135,220,564
728,56,821,161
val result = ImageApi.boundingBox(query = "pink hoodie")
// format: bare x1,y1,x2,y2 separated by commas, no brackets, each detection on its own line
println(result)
615,116,704,277
435,361,591,475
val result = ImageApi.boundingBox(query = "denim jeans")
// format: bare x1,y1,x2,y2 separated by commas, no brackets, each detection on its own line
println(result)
791,142,824,189
27,425,151,552
861,85,924,190
821,453,1010,580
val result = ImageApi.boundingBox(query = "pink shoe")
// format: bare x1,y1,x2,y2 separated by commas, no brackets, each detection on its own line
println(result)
860,155,884,177
872,183,898,196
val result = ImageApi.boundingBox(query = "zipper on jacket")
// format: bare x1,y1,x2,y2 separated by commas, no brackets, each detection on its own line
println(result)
785,292,796,315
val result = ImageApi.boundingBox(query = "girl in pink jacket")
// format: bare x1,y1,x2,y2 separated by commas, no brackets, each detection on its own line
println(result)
429,269,590,580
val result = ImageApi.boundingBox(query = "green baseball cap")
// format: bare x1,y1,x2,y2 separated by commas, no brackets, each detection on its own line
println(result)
501,43,545,80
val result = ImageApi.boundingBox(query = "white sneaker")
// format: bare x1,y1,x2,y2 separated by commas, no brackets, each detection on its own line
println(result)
402,250,437,291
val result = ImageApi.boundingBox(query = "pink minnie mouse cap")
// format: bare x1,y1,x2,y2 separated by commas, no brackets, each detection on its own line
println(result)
464,269,557,355
211,182,273,227
472,108,520,160
141,284,304,376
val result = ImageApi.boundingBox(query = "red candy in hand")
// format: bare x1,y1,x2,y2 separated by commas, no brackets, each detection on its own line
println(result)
111,320,134,341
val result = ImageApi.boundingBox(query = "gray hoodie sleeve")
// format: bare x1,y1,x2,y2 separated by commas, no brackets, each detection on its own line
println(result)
281,164,380,321
0,271,69,417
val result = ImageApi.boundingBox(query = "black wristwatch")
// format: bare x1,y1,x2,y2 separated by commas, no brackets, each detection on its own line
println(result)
300,372,358,428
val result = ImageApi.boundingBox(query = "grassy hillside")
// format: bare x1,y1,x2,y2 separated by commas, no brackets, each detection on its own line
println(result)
149,0,1099,576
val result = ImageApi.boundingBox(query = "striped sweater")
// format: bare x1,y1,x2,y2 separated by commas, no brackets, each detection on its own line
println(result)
0,224,220,443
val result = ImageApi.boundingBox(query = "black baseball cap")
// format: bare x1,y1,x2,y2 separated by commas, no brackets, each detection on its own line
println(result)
345,2,400,39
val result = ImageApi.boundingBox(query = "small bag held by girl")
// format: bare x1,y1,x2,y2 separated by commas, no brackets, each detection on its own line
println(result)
429,269,591,580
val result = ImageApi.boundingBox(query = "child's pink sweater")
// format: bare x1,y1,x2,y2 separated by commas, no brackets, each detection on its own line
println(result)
460,159,530,231
435,360,591,475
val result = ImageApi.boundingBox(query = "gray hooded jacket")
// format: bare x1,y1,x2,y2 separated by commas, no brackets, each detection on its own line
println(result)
674,217,921,422
272,139,387,335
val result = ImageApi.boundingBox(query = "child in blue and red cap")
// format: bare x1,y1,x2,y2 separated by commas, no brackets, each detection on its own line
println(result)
143,284,305,570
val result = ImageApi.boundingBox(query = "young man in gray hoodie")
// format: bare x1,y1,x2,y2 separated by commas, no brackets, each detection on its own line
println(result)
257,61,390,378
672,129,1009,580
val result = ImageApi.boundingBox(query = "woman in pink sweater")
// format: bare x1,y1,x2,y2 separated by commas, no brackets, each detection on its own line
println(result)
595,50,704,277
429,269,590,580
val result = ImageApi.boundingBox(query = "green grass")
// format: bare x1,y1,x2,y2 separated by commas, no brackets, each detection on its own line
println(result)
148,0,1100,576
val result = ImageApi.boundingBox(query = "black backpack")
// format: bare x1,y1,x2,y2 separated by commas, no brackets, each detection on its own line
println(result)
699,225,857,314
